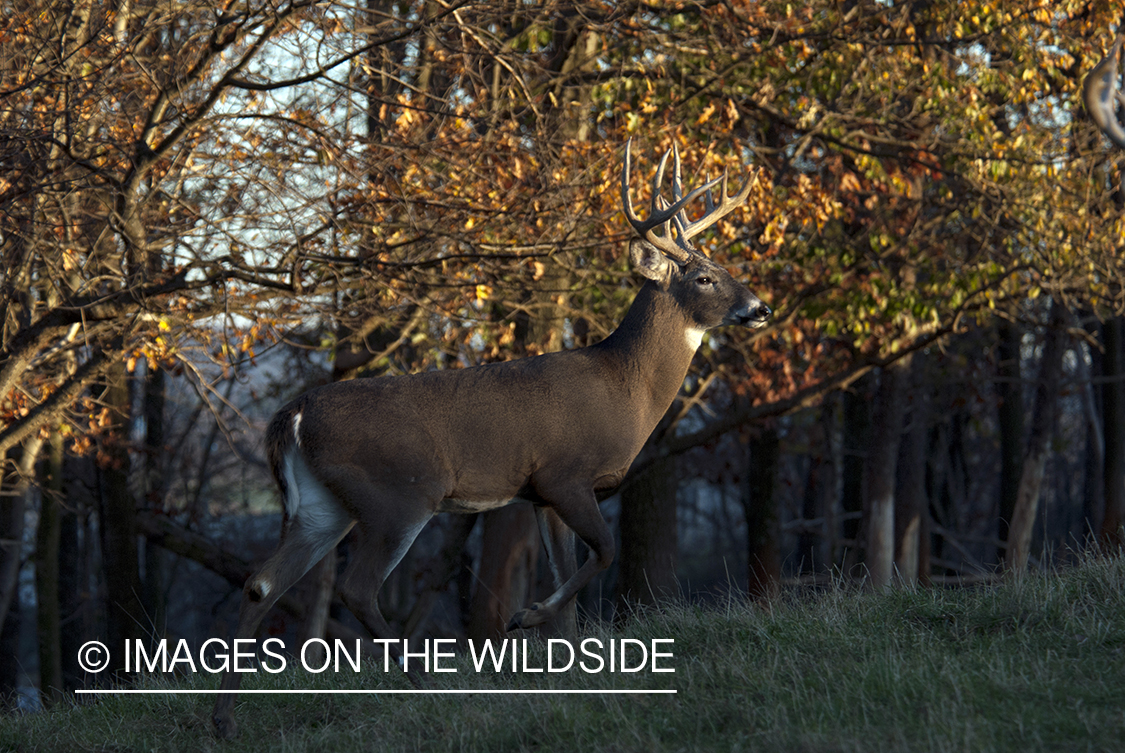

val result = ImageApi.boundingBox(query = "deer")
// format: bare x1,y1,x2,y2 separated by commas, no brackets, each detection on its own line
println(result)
212,139,771,737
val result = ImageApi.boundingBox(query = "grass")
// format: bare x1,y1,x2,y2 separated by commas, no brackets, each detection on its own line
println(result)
2,553,1124,753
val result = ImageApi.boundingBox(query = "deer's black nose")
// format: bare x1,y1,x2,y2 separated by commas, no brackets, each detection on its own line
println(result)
729,300,771,328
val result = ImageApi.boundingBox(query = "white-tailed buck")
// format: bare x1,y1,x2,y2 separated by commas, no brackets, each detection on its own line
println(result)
1085,32,1125,149
212,140,770,737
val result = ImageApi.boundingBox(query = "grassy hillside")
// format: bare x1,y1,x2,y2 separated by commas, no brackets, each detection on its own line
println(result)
3,554,1124,753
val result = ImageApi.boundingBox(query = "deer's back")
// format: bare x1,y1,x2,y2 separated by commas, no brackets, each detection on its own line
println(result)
269,349,648,506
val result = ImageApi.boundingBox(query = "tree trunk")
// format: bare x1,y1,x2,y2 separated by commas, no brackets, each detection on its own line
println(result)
841,374,874,574
1006,302,1068,572
0,595,21,702
98,366,144,675
996,320,1025,563
467,504,538,641
618,454,678,608
36,433,65,705
797,438,825,575
894,353,928,585
742,425,780,600
863,358,910,588
821,393,844,568
0,435,45,647
546,10,599,142
59,455,82,692
1101,316,1125,549
141,363,168,636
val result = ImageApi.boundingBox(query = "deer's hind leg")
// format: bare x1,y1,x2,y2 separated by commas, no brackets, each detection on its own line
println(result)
330,477,438,646
213,465,354,738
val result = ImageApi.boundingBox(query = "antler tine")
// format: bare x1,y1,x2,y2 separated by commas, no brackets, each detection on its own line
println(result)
649,148,675,224
622,138,727,263
680,168,756,243
1085,33,1125,149
670,142,685,203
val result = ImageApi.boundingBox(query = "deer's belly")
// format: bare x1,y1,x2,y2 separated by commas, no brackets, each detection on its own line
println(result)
436,496,517,514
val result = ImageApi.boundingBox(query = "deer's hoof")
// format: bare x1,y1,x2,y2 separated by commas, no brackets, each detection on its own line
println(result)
507,602,548,631
213,714,239,740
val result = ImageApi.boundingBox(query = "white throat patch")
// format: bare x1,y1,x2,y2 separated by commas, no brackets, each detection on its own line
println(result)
685,327,706,351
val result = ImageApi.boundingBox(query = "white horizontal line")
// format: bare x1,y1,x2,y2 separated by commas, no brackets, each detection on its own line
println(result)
76,688,676,695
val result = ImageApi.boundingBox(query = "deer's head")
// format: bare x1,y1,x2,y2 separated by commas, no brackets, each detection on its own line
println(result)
621,140,771,334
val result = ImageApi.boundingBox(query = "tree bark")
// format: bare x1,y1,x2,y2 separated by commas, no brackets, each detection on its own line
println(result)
1006,302,1068,572
841,374,874,574
743,425,780,600
618,454,678,608
996,320,1025,563
59,456,82,692
1101,316,1125,549
98,365,144,675
467,504,538,641
36,433,65,705
894,353,928,584
141,363,168,636
862,358,910,588
0,435,45,646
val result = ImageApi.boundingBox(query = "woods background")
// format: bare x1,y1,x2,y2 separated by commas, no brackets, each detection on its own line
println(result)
2,0,1124,707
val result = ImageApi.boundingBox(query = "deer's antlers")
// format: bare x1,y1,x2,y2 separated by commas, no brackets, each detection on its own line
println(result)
621,139,755,263
1084,34,1125,149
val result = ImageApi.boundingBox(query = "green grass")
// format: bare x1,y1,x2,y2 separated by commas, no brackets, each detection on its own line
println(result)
3,554,1125,752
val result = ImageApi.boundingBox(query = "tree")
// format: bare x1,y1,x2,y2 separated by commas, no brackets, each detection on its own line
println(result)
1102,317,1125,548
1006,301,1069,572
863,358,910,587
743,425,781,600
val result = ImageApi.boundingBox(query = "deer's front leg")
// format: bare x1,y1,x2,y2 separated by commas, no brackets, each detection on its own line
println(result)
507,487,613,632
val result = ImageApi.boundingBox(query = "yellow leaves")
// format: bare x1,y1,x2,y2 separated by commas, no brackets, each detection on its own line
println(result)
395,102,417,134
840,172,862,193
475,284,493,302
724,98,739,125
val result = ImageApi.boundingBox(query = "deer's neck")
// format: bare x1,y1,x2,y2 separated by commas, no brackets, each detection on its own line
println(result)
595,282,700,417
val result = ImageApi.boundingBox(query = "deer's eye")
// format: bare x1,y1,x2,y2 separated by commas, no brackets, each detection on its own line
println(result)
696,276,714,287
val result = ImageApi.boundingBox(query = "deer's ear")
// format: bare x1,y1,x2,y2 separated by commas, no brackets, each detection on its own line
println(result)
629,238,675,287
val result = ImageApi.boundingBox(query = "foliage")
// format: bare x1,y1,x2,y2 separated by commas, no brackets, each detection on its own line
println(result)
3,0,1125,458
